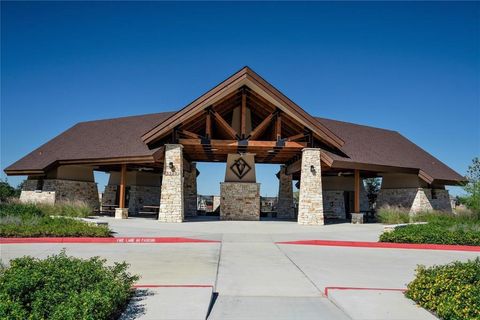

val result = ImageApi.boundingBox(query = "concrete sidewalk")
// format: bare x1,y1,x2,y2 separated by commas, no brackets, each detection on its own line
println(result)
3,220,477,319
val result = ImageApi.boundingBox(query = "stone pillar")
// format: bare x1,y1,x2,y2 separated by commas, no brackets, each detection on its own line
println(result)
184,162,198,217
277,165,295,219
159,144,184,223
298,148,324,225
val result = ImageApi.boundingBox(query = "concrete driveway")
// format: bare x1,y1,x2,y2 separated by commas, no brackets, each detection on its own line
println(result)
2,217,479,319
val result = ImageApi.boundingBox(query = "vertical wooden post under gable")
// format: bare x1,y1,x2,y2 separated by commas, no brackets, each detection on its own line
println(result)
241,88,247,139
205,110,212,138
119,164,127,209
276,112,282,141
354,169,360,213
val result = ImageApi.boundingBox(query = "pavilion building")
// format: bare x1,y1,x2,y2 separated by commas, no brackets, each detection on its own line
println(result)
4,67,464,224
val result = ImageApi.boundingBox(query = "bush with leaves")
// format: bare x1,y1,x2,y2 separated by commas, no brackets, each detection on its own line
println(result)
0,202,111,237
406,258,480,320
379,208,480,245
0,251,139,320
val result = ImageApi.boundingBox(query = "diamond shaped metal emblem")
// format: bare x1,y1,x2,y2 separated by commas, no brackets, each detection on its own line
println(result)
230,157,252,180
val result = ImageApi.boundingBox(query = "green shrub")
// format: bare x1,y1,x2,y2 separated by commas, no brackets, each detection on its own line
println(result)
379,222,480,246
0,202,111,237
379,209,480,246
37,200,92,218
0,202,43,218
0,216,111,237
0,251,139,320
377,205,411,224
406,258,480,320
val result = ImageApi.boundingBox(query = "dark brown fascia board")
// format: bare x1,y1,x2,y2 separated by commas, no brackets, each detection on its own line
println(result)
141,67,249,144
57,155,158,166
141,66,345,150
331,160,420,175
3,169,45,176
4,155,160,176
418,169,434,184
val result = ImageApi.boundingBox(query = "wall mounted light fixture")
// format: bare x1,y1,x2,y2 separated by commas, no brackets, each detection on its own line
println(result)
310,165,316,174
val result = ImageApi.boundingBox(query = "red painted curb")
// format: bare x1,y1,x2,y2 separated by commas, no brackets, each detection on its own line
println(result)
133,284,213,288
275,239,480,252
0,237,220,244
324,286,406,297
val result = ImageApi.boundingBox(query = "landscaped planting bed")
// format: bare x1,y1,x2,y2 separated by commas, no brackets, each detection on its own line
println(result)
406,258,480,320
378,208,480,246
0,252,139,320
0,202,111,237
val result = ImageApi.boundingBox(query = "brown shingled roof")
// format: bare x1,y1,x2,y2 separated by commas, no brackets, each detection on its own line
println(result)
316,117,465,184
5,111,464,185
4,112,175,174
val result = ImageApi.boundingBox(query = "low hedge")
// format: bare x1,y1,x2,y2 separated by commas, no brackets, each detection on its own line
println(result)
406,258,480,320
0,216,111,237
0,252,139,320
0,202,111,237
379,223,480,246
378,207,480,246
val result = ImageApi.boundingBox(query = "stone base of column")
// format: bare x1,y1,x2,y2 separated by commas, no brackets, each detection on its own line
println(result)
298,148,324,225
220,182,260,221
351,213,364,224
115,208,128,219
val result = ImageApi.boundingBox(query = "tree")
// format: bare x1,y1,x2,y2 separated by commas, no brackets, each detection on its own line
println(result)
364,177,381,209
462,157,480,213
0,179,17,202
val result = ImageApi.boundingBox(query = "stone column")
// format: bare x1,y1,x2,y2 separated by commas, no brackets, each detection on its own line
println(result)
184,162,198,217
298,148,324,225
277,165,294,219
159,144,184,223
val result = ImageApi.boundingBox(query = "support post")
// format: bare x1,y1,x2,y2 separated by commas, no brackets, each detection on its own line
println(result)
159,144,184,223
115,164,128,219
297,148,324,225
277,165,295,219
354,169,360,213
351,169,364,224
184,162,198,217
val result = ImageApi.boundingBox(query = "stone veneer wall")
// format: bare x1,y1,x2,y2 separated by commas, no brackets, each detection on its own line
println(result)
128,185,161,213
298,148,324,225
159,144,184,223
102,185,118,207
20,179,99,209
184,162,198,217
377,188,452,214
220,182,260,221
277,165,295,219
323,191,345,219
20,191,55,205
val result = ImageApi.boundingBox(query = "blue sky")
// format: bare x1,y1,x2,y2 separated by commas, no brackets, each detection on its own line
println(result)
1,2,479,197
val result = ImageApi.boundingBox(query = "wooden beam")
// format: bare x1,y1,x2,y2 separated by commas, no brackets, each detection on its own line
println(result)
178,129,202,139
241,89,247,139
211,110,237,139
286,132,305,141
119,164,127,209
249,112,276,140
286,159,301,175
205,110,212,138
179,138,306,149
276,113,282,140
354,169,360,213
